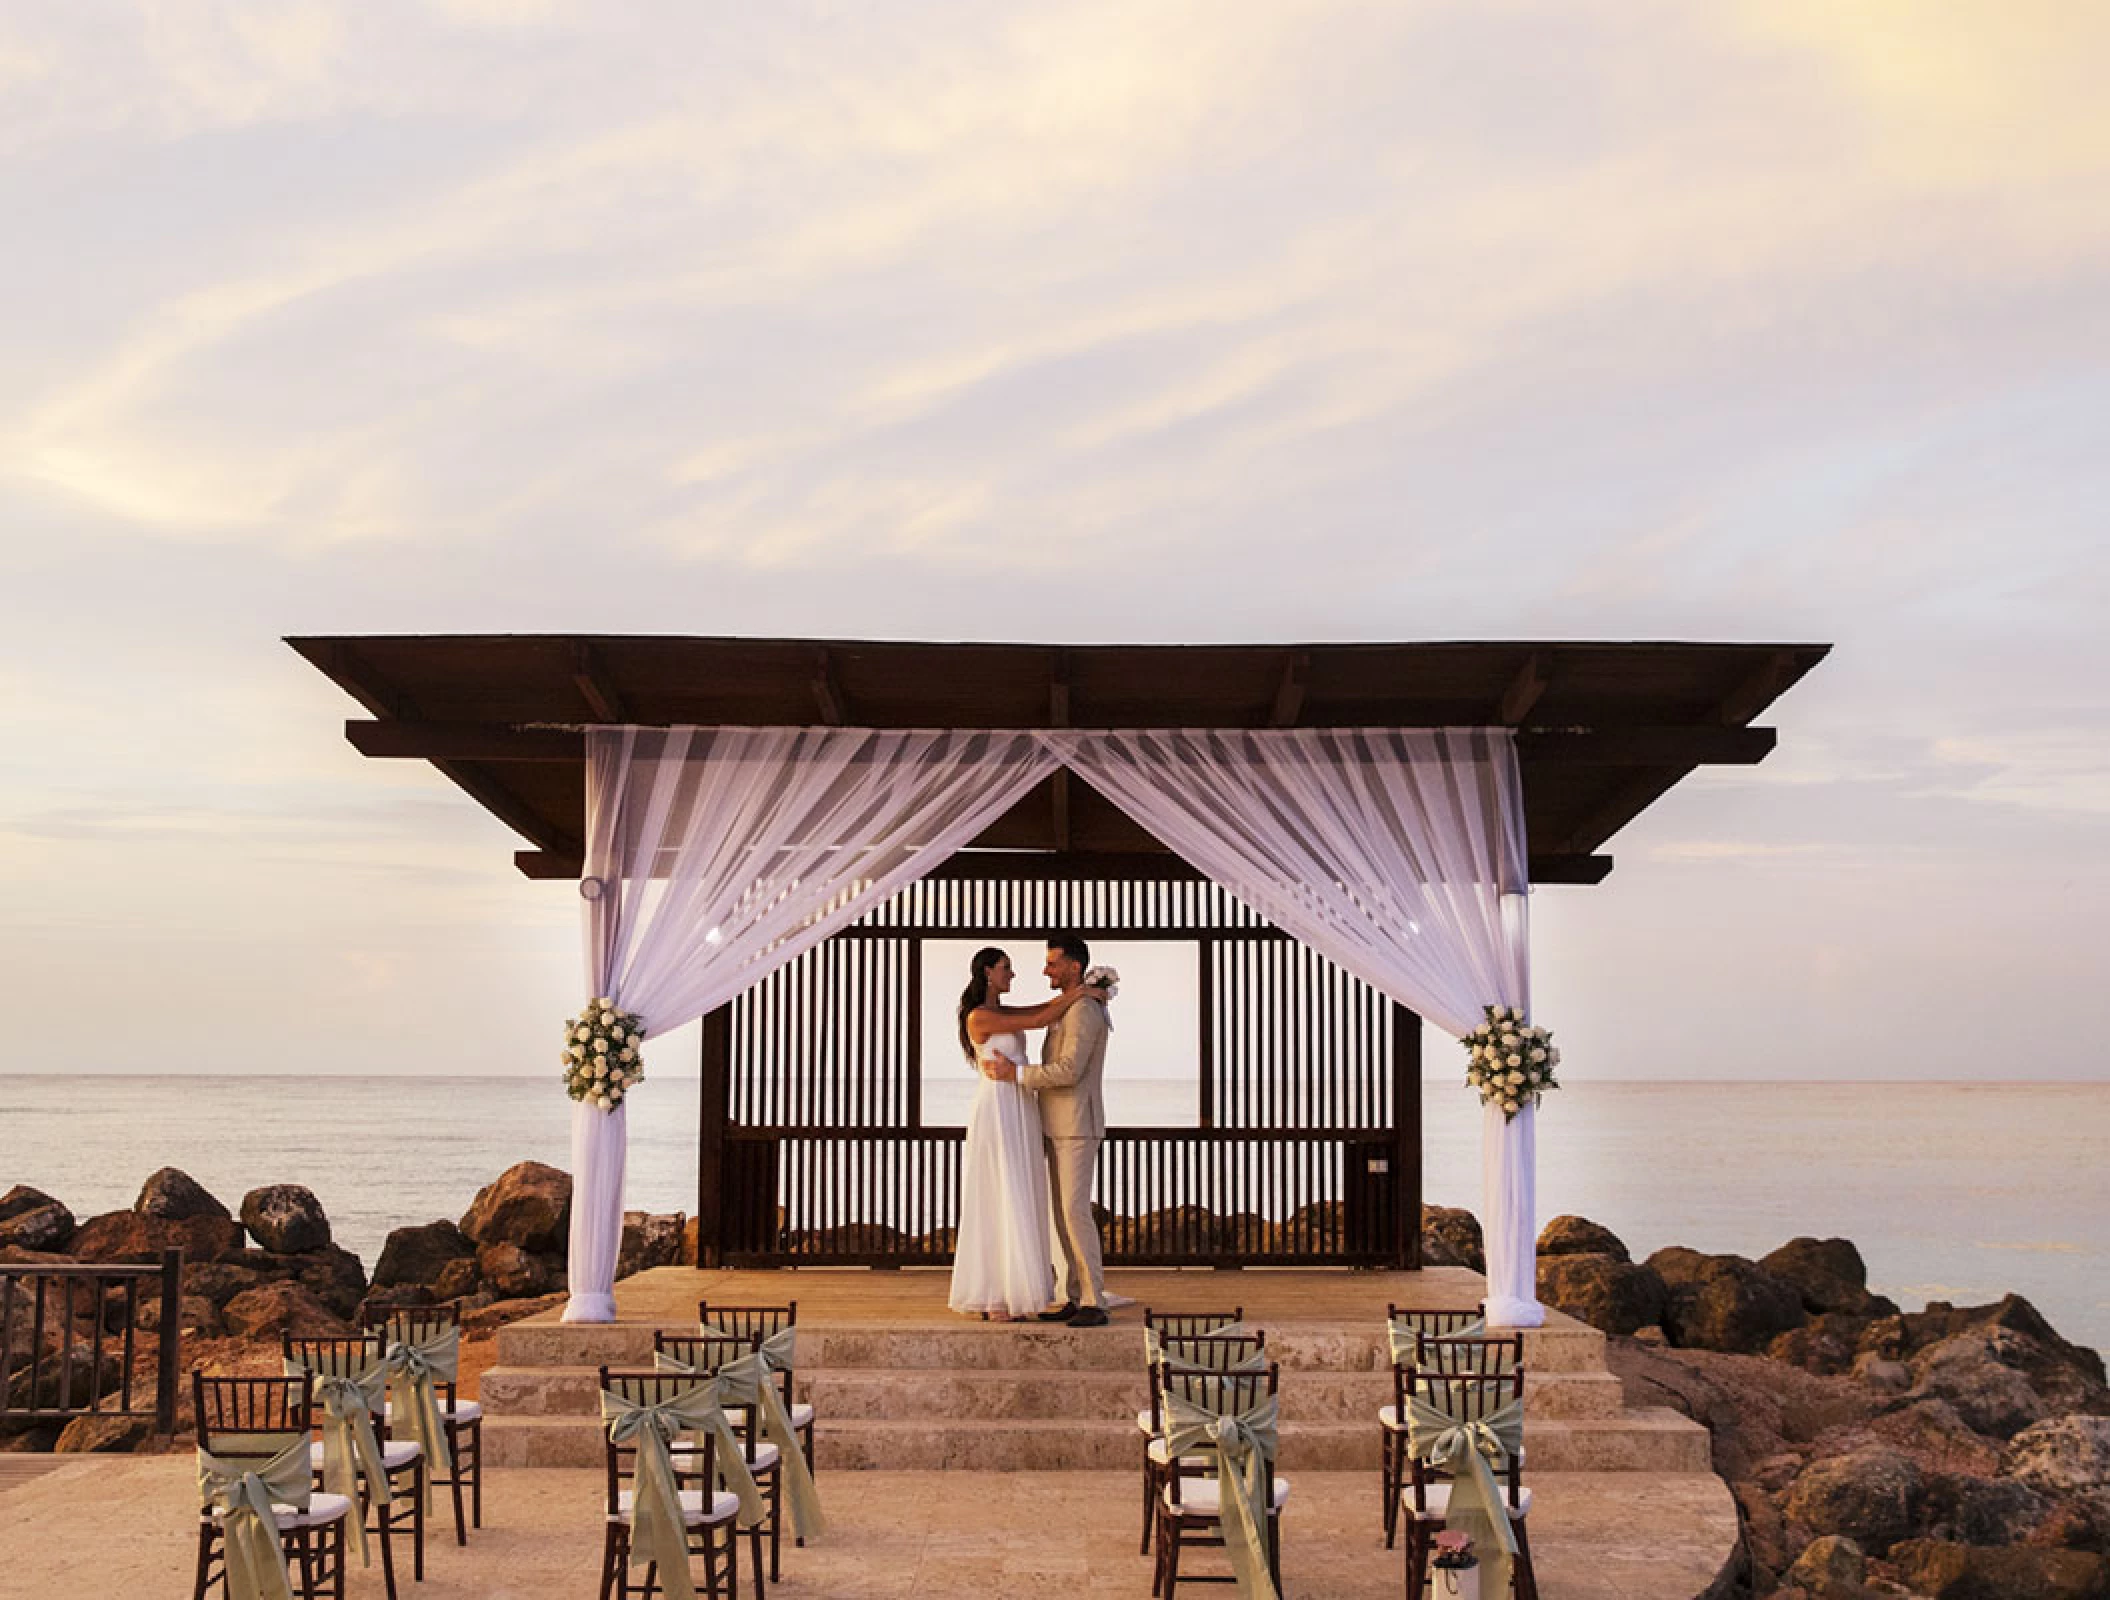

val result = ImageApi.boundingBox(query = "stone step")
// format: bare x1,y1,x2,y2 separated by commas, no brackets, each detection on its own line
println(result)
493,1319,1608,1376
484,1405,1710,1474
482,1360,1625,1423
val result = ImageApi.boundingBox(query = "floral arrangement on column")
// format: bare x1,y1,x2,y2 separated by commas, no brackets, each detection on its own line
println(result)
562,998,646,1110
1462,1004,1559,1120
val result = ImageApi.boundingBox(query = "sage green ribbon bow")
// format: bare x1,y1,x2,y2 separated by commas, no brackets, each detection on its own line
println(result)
710,1348,827,1542
1160,1388,1280,1600
648,1352,766,1527
1144,1319,1250,1367
1384,1318,1489,1366
1403,1389,1525,1600
198,1436,312,1600
602,1383,726,1600
382,1325,457,1499
284,1358,389,1568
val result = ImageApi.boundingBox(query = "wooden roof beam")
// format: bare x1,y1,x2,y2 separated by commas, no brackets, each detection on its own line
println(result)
1714,648,1800,728
1516,727,1774,764
811,647,848,726
1270,650,1310,726
572,641,628,722
1498,652,1549,725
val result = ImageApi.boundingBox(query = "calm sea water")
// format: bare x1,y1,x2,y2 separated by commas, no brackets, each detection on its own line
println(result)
5,1078,2104,1354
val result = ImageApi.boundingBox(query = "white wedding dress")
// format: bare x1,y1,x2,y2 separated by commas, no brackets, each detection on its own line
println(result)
947,1031,1055,1318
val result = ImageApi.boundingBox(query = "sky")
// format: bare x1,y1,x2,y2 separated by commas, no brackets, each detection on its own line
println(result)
1,2,2106,1085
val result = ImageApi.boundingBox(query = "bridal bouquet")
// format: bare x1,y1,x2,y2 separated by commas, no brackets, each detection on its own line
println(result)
1083,964,1120,1000
562,997,646,1111
1462,1004,1559,1120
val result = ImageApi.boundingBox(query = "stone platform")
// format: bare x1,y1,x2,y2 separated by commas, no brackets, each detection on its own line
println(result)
481,1266,1713,1479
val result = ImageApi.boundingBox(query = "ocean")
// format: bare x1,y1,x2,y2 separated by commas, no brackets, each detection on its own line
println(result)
6,1078,2104,1354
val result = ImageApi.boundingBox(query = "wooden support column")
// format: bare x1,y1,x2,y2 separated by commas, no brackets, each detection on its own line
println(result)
1391,1003,1422,1270
695,1005,732,1269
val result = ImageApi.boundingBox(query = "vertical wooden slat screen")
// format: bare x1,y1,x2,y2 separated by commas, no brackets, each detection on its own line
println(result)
715,868,1419,1267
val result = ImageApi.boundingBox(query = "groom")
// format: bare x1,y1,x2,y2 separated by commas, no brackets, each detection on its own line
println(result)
981,933,1111,1326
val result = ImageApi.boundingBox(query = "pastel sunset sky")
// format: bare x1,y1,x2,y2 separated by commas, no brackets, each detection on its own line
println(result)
2,3,2104,1082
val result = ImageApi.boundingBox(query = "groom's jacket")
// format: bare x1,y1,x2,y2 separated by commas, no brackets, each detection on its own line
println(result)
1020,996,1109,1140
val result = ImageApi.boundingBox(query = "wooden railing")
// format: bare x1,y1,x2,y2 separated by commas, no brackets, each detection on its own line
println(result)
720,1128,1404,1267
0,1249,183,1436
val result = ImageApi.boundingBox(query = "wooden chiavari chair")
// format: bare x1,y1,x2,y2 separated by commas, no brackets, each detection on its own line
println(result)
1137,1326,1265,1556
192,1371,350,1600
283,1333,425,1600
658,1330,779,1585
1379,1303,1491,1546
1399,1367,1538,1600
695,1300,814,1493
1151,1360,1286,1599
360,1298,481,1540
598,1366,742,1600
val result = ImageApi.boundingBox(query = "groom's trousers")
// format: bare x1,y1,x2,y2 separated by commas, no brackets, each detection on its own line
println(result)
1045,1134,1106,1310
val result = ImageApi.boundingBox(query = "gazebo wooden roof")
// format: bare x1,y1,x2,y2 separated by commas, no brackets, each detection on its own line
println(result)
289,634,1828,884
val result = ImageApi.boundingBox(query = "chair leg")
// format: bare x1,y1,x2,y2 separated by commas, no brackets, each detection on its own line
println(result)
447,1418,469,1545
1381,1433,1399,1548
1512,1517,1539,1600
1162,1511,1183,1600
413,1460,427,1582
193,1520,215,1600
1140,1451,1155,1555
1268,1514,1282,1593
1403,1520,1430,1599
378,1491,400,1600
470,1418,484,1529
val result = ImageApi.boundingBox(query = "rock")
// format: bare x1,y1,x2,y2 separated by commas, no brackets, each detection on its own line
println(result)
182,1262,268,1307
1648,1246,1808,1354
1761,1237,1898,1318
1866,1295,2107,1400
239,1185,331,1255
434,1257,483,1302
618,1212,685,1279
68,1209,242,1265
7,1348,123,1412
1870,1397,2002,1479
1123,1207,1220,1254
1918,1470,2045,1546
221,1282,349,1338
54,1413,153,1453
1536,1252,1666,1335
2035,1490,2110,1555
1782,1446,1924,1553
0,1186,75,1251
272,1245,368,1319
1890,1537,2110,1600
1420,1205,1485,1271
372,1220,475,1289
134,1168,231,1221
2006,1416,2110,1496
1538,1214,1631,1262
0,1423,64,1451
140,1292,223,1337
1785,1534,1865,1594
460,1161,571,1254
1771,1314,1874,1378
1909,1327,2051,1438
476,1242,547,1298
1853,1352,1913,1394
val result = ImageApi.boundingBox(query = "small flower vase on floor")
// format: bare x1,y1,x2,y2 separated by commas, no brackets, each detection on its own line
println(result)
1432,1531,1480,1600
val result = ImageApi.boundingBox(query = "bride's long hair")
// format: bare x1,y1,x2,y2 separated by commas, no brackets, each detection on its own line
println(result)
957,946,1007,1062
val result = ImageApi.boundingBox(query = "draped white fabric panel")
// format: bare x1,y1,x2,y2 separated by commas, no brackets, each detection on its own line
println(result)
563,726,1061,1322
1044,728,1542,1326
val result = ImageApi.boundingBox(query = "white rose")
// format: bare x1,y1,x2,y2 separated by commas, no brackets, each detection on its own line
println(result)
1506,1054,1522,1068
1506,1070,1523,1085
594,1037,609,1053
1502,1098,1518,1113
1531,1047,1547,1062
573,1027,588,1042
569,1044,584,1060
622,1046,636,1061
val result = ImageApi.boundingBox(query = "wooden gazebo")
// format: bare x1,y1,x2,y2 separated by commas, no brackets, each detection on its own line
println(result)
293,636,1826,1270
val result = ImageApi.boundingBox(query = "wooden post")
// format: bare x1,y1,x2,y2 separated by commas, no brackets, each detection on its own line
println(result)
155,1249,182,1434
1391,1005,1422,1270
696,1006,732,1270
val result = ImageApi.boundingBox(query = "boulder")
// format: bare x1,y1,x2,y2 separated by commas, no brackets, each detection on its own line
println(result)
1870,1397,2002,1478
1770,1313,1873,1378
1852,1352,1913,1394
1909,1327,2052,1438
7,1348,123,1412
1126,1207,1221,1254
1420,1205,1485,1270
476,1242,548,1299
1782,1446,1924,1553
134,1168,231,1221
434,1257,483,1303
1648,1246,1808,1354
460,1161,571,1254
268,1245,368,1320
1918,1470,2046,1546
2005,1415,2110,1496
68,1209,242,1265
618,1212,685,1279
1889,1537,2110,1600
1536,1252,1665,1336
0,1186,75,1251
182,1262,268,1308
1783,1534,1865,1595
372,1221,476,1289
1538,1214,1631,1262
140,1292,223,1337
1761,1237,1898,1318
2035,1490,2110,1555
54,1413,154,1453
1863,1295,2106,1397
239,1185,331,1255
221,1282,350,1338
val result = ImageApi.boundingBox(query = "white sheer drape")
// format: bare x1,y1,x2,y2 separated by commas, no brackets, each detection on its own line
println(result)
1044,728,1542,1326
564,726,1060,1321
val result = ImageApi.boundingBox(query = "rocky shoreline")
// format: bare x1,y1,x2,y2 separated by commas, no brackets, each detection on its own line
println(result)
8,1176,2108,1596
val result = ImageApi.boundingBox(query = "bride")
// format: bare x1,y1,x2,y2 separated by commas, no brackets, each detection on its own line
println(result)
948,947,1099,1321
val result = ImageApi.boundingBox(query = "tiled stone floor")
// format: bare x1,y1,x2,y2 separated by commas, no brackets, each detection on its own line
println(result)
0,1458,1734,1600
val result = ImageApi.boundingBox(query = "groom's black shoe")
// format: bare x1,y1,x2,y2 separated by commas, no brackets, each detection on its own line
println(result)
1067,1305,1111,1327
1037,1303,1078,1322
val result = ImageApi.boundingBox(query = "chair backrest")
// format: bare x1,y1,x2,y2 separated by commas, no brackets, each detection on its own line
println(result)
1403,1367,1527,1509
361,1298,463,1341
597,1367,720,1513
1147,1332,1265,1431
655,1329,756,1377
282,1334,386,1394
1143,1308,1245,1341
1385,1304,1486,1339
1414,1332,1523,1377
194,1371,314,1458
1156,1361,1280,1510
696,1301,797,1349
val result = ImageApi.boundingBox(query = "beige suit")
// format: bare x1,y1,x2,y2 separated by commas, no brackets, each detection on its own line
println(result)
1019,995,1108,1309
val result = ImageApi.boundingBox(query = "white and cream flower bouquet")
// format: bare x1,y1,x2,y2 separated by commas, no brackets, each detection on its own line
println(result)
1083,964,1120,1000
1462,1004,1559,1121
562,997,646,1111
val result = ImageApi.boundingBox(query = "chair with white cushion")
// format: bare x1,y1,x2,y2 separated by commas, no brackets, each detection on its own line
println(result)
1399,1367,1538,1600
1136,1323,1264,1556
284,1333,425,1600
1379,1304,1493,1547
193,1371,353,1600
696,1301,814,1489
1152,1360,1286,1599
657,1329,780,1585
599,1366,742,1600
362,1299,482,1541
